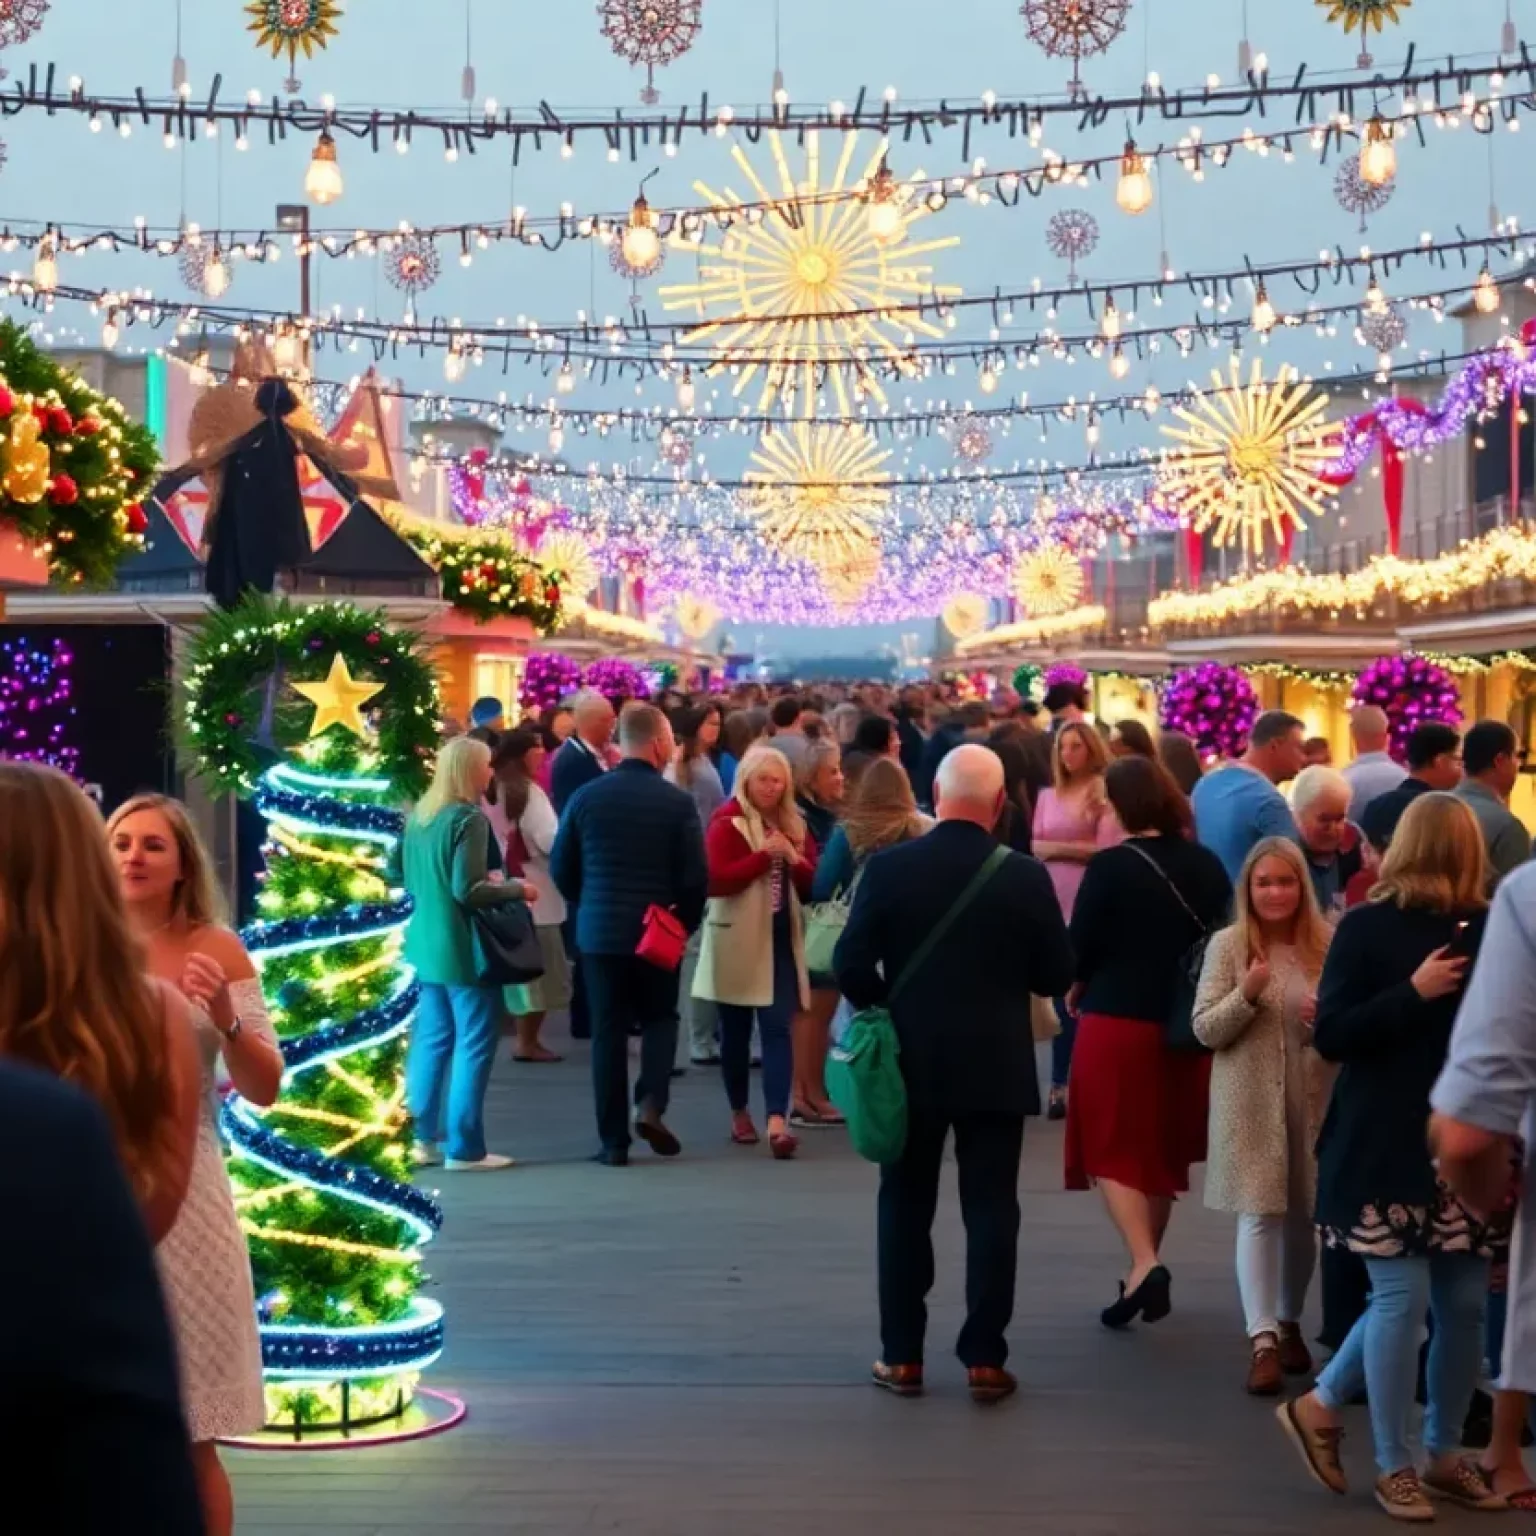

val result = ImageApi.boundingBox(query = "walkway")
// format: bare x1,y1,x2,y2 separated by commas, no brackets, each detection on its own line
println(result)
234,1029,1479,1535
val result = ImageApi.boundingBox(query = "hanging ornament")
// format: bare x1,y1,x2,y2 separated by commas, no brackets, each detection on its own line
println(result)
1,410,49,504
672,593,720,639
658,425,695,467
246,0,343,94
1358,303,1407,356
1020,0,1131,100
1013,547,1085,616
947,414,994,466
290,653,384,740
1045,207,1099,283
178,237,234,298
941,594,990,639
608,230,667,283
0,0,48,49
1334,157,1395,232
1315,0,1411,68
597,0,703,104
823,544,882,607
384,234,442,300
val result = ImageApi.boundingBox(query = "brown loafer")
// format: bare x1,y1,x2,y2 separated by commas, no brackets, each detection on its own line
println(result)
1277,1321,1314,1377
1276,1397,1348,1496
871,1361,924,1397
1247,1337,1283,1396
967,1366,1018,1405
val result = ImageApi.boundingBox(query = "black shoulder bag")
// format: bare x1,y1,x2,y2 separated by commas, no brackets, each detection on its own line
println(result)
1123,841,1212,1055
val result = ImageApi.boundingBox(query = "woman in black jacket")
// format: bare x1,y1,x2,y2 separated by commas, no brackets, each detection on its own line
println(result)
1277,794,1508,1519
1066,756,1232,1330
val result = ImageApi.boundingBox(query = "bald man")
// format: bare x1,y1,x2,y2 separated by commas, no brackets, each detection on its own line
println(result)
835,743,1074,1404
1341,705,1407,825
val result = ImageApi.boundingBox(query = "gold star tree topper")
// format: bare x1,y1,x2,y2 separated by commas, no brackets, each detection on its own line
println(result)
291,653,385,739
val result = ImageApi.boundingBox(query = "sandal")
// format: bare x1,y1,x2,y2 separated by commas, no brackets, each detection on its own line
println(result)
730,1111,760,1145
512,1047,564,1063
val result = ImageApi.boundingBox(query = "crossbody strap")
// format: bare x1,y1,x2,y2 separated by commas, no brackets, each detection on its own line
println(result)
889,844,1011,1003
1124,840,1207,939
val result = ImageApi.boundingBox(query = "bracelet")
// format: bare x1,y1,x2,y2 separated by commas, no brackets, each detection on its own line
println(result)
220,1014,244,1043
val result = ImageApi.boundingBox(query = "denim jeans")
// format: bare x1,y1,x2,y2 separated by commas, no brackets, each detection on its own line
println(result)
718,915,796,1120
1316,1251,1490,1474
407,983,504,1162
1050,996,1076,1089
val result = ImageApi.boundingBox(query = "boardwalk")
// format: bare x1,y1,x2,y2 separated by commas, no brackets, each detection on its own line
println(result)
235,1029,1480,1536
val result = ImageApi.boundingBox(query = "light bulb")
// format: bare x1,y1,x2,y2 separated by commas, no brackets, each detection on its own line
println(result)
556,361,575,395
979,365,999,394
1364,275,1387,316
864,162,902,243
101,313,119,349
203,243,230,298
676,368,695,410
1359,113,1397,188
305,128,344,206
444,347,466,383
1108,345,1129,380
272,330,304,374
1100,297,1121,340
548,423,565,454
1143,383,1162,413
1251,281,1276,334
32,237,57,293
621,191,660,270
1474,263,1501,314
1116,138,1154,215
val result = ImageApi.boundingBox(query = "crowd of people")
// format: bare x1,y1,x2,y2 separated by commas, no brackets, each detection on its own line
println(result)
7,668,1536,1528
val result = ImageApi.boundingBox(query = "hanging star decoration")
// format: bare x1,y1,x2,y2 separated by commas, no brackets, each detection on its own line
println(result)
246,0,343,92
1315,0,1410,66
1159,358,1346,557
660,131,961,416
1012,547,1085,616
291,653,384,740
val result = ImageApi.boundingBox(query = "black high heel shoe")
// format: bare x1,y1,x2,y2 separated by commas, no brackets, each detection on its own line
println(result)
1099,1265,1172,1330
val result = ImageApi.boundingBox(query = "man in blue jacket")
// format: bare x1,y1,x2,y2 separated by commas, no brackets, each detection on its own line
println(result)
552,704,708,1165
835,744,1074,1404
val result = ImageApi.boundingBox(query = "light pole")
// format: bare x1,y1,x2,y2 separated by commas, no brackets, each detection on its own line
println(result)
275,203,311,373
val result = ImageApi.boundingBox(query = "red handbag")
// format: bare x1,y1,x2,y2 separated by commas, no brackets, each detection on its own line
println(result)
636,904,688,971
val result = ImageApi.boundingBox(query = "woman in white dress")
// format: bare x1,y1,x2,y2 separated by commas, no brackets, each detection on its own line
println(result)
107,794,284,1536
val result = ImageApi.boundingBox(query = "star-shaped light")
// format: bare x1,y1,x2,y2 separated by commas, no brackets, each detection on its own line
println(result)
291,653,385,740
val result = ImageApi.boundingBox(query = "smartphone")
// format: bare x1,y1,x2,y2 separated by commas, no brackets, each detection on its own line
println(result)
1446,919,1475,959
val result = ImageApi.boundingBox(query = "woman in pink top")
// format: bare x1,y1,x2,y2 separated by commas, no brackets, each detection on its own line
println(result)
1033,721,1121,1118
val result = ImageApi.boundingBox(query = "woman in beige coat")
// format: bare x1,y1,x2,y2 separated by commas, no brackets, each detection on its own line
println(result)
693,746,818,1159
1193,836,1334,1397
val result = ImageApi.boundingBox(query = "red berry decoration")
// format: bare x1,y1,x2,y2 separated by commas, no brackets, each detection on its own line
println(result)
48,407,73,436
124,502,149,534
225,712,243,727
49,474,79,506
544,584,560,605
0,387,16,417
364,630,381,646
74,415,101,436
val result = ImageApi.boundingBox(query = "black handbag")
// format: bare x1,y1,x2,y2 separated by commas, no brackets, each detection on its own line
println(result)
470,900,545,987
1123,842,1212,1055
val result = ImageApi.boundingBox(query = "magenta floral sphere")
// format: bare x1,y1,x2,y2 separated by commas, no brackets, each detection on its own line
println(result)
1351,654,1463,763
1159,663,1258,760
582,656,648,707
1044,661,1089,692
520,651,583,714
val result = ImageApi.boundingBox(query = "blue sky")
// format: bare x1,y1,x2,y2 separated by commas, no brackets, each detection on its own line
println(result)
10,0,1525,656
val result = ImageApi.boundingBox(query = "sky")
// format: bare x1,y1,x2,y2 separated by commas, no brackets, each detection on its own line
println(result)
6,0,1528,657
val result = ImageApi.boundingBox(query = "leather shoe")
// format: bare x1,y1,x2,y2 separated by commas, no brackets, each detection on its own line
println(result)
591,1147,629,1167
1247,1338,1284,1396
1100,1264,1171,1329
870,1361,924,1397
634,1113,681,1158
1277,1322,1313,1376
967,1366,1018,1405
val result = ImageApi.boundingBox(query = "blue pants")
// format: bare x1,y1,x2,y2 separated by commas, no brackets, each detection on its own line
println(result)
407,983,503,1162
1316,1252,1489,1474
1050,997,1076,1089
719,919,796,1120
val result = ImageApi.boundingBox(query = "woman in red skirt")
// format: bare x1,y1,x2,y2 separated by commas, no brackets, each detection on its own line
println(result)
1065,756,1232,1328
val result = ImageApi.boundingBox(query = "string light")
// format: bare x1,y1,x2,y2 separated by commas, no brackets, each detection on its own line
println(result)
619,186,660,271
556,361,575,395
863,157,902,243
1100,295,1121,341
1364,273,1387,315
1359,112,1397,188
1115,137,1154,214
1251,280,1276,334
202,241,230,298
1473,263,1501,314
32,232,58,292
676,366,695,410
1108,344,1130,380
305,127,344,206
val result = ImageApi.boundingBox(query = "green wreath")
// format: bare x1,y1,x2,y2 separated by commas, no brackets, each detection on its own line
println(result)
402,527,564,629
180,594,439,800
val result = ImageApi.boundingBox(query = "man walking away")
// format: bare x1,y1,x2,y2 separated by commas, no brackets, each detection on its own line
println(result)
1360,721,1462,852
767,693,809,771
1341,705,1406,826
551,705,708,1166
1191,709,1306,884
835,744,1073,1404
1456,720,1531,891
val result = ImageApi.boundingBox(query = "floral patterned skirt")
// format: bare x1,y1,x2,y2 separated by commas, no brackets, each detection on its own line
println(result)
1321,1179,1513,1260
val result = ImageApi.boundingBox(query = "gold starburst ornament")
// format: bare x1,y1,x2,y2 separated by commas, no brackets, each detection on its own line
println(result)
743,421,893,569
1012,547,1085,616
1159,358,1346,557
1315,0,1411,67
942,594,991,639
823,544,882,607
661,132,961,416
536,529,600,606
246,0,343,92
672,594,721,639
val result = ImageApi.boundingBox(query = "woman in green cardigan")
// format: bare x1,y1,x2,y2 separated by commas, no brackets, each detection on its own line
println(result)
395,735,535,1171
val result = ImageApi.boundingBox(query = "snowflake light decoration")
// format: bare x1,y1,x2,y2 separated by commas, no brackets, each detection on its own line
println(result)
947,414,994,465
658,425,695,467
1159,358,1347,557
609,231,667,283
1316,0,1411,67
177,238,233,297
246,0,343,92
743,421,893,569
384,235,442,299
1359,303,1407,357
1013,546,1085,615
537,529,600,605
598,0,702,104
1021,0,1131,100
942,593,990,639
1334,158,1395,231
1046,207,1100,282
660,131,962,416
0,0,48,49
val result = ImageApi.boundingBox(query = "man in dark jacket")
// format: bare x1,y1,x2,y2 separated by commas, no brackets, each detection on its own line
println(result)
551,704,709,1164
0,1063,204,1533
912,699,989,811
835,744,1073,1404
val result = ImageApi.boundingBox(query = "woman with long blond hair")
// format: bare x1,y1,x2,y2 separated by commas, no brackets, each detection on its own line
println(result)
104,791,284,1536
1279,794,1507,1518
1033,718,1121,1117
393,734,536,1172
1193,837,1334,1395
694,744,819,1159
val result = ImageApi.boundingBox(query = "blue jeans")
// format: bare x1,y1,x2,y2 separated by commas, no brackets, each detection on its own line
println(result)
407,983,503,1162
1050,997,1076,1089
719,917,796,1120
1316,1252,1489,1474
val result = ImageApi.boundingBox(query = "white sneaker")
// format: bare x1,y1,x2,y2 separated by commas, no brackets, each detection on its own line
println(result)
444,1153,516,1171
410,1140,443,1167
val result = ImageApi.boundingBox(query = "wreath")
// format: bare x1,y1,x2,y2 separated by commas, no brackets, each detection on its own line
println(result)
181,594,439,800
402,527,563,630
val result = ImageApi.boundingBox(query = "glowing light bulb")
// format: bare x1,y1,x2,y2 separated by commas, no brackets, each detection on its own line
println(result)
979,365,999,394
444,347,466,383
620,191,660,270
1474,264,1501,314
32,236,58,293
1116,138,1154,215
1359,113,1397,188
677,368,695,411
556,361,575,395
305,128,344,206
1143,383,1162,413
1100,297,1121,341
548,423,565,454
1108,345,1130,380
1364,275,1387,316
203,243,230,298
101,313,119,349
1251,281,1276,334
864,161,902,243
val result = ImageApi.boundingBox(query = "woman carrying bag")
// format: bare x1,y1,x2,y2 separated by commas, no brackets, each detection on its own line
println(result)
393,735,537,1172
694,745,819,1160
